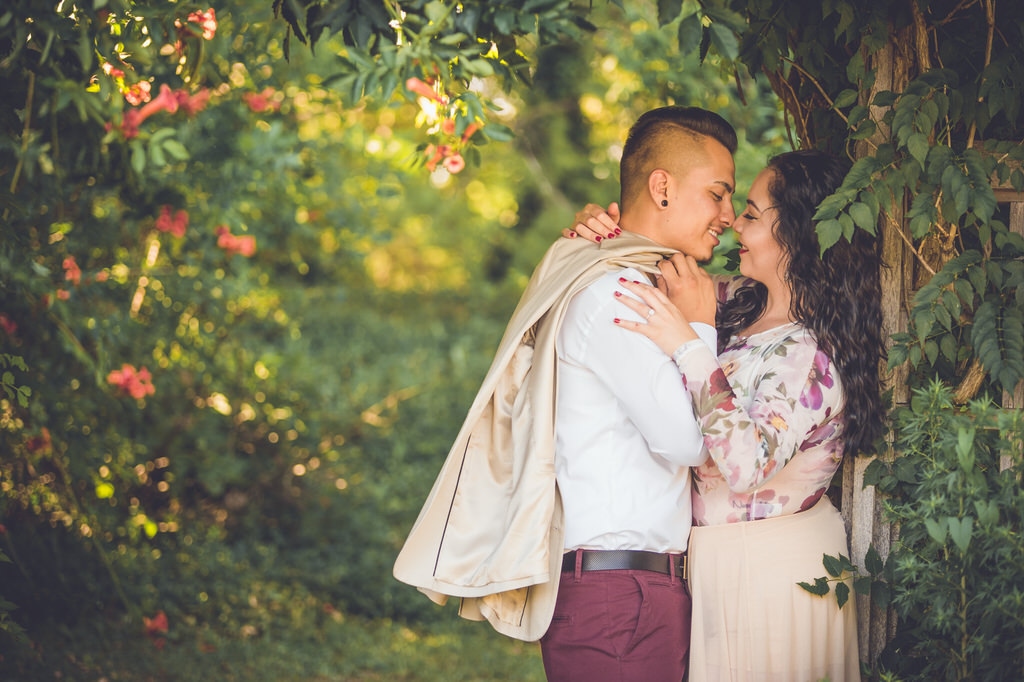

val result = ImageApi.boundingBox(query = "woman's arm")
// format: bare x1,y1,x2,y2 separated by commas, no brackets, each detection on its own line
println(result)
614,278,844,493
670,337,843,493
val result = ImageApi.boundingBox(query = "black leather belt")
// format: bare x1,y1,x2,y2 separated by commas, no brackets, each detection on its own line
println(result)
561,549,686,578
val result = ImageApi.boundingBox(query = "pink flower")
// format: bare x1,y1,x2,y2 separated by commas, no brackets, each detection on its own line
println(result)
175,88,211,116
423,144,442,171
119,109,143,139
124,80,152,106
102,62,126,79
95,270,109,283
143,610,169,650
63,256,82,285
0,314,17,337
140,84,181,118
243,88,280,113
187,9,218,40
443,153,465,174
155,206,189,238
107,364,156,399
799,350,835,410
405,77,445,103
118,84,180,138
215,226,256,257
56,289,71,301
441,118,456,135
25,428,52,454
707,367,737,411
461,122,480,143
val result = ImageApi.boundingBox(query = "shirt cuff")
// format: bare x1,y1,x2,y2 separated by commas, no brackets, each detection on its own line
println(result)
690,322,717,352
670,338,707,371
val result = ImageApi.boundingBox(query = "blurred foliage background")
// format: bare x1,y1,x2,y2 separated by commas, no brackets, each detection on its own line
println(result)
0,1,786,679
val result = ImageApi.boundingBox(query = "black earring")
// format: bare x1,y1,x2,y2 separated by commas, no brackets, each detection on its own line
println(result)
661,199,668,207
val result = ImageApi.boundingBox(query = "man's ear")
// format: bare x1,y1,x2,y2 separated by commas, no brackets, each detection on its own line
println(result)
648,169,670,207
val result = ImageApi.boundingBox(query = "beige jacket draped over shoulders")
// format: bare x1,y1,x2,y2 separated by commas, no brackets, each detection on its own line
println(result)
393,232,677,641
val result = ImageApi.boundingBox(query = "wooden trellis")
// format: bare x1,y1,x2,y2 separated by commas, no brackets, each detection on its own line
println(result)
841,123,1024,661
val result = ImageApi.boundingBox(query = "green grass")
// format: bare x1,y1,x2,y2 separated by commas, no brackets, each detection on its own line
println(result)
5,611,546,681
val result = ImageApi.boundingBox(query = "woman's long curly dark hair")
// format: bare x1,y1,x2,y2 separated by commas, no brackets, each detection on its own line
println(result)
717,149,886,455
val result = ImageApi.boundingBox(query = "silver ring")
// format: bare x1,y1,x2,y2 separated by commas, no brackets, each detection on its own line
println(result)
646,308,656,318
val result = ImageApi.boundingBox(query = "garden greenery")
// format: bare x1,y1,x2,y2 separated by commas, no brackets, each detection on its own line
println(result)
286,0,1024,677
2,0,1023,679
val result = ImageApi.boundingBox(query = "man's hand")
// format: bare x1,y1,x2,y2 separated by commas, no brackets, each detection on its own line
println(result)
658,254,716,326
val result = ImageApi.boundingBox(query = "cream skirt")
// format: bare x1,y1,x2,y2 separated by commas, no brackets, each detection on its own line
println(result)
687,496,860,682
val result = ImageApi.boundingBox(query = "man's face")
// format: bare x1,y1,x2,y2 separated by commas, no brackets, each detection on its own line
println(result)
658,139,736,260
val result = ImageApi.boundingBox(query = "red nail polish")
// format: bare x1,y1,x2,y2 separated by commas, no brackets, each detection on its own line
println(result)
595,236,602,242
607,233,615,239
614,291,621,297
618,277,627,283
613,318,621,324
614,228,621,235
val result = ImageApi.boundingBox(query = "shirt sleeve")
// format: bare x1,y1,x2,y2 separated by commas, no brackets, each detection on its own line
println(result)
559,269,713,467
670,333,844,493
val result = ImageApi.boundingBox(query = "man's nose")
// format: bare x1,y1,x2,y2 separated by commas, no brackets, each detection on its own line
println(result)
721,203,735,226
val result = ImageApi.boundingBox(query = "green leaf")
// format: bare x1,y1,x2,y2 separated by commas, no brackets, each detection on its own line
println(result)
924,516,947,544
677,14,702,54
947,516,973,553
887,342,908,368
849,201,876,231
798,576,830,596
130,140,146,175
823,553,843,578
872,90,897,107
707,21,738,61
955,426,974,460
838,212,854,240
974,499,999,527
953,277,974,304
835,581,850,609
871,580,891,607
940,334,957,363
913,309,934,343
816,219,842,255
162,139,190,161
481,123,515,142
834,89,857,108
462,58,495,77
967,263,987,293
908,132,929,166
862,458,889,487
865,546,884,575
657,0,683,26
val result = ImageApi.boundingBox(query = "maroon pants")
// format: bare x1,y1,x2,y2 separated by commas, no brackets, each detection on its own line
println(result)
539,562,691,682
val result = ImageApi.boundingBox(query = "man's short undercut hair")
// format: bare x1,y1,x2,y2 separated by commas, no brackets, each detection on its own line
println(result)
619,106,737,208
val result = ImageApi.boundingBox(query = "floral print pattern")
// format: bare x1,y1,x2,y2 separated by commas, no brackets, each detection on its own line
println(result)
674,319,847,526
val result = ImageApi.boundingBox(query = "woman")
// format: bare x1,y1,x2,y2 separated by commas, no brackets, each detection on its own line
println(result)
572,149,885,681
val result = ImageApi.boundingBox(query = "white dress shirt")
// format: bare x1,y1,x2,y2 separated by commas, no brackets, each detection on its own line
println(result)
555,266,715,553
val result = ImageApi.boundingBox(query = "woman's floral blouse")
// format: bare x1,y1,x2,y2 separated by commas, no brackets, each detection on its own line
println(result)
672,311,846,526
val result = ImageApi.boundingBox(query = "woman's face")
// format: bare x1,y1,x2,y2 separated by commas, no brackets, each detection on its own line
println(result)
733,168,787,287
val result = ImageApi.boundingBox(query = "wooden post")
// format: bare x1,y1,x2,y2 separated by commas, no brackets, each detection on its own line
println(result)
843,31,917,665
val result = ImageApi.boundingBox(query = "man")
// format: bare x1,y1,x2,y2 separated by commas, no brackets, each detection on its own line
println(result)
393,107,736,681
